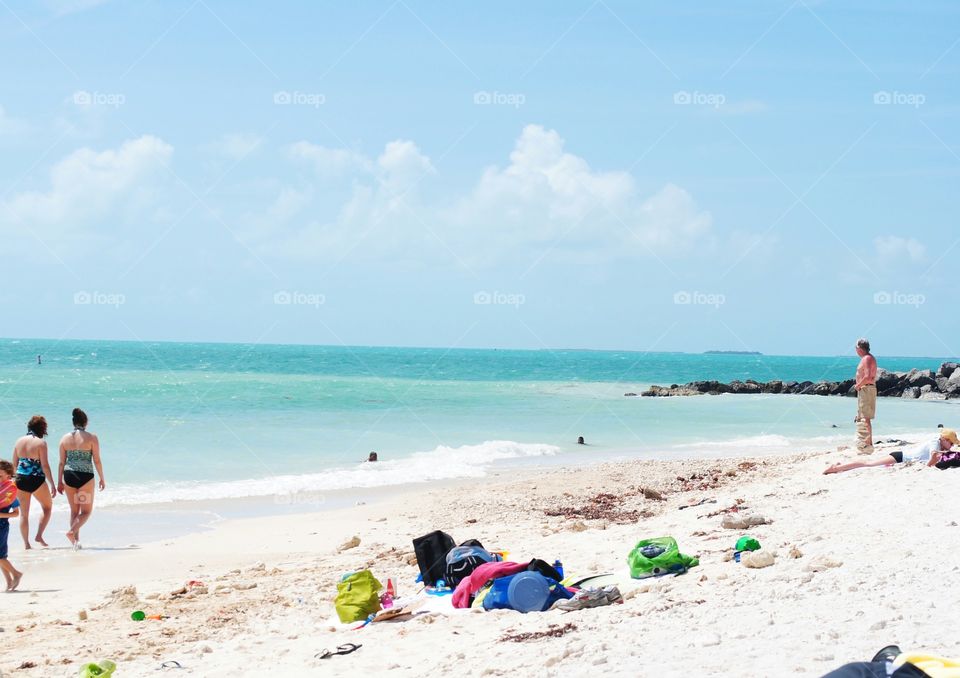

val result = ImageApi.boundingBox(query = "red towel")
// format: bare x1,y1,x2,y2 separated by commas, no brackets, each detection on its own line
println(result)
452,560,529,609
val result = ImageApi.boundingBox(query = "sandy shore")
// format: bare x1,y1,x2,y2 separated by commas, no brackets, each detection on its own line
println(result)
3,443,959,677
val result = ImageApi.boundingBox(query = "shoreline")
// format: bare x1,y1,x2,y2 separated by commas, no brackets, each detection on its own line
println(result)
9,419,948,557
7,441,960,675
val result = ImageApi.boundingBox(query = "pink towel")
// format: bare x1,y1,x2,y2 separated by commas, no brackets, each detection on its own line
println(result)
452,560,529,609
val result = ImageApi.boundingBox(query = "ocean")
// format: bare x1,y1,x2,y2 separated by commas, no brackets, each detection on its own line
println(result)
1,339,955,511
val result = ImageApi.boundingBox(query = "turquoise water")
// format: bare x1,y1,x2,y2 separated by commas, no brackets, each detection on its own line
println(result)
1,338,955,506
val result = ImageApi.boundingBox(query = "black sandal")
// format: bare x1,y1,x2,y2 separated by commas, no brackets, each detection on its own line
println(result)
871,645,902,663
316,643,362,660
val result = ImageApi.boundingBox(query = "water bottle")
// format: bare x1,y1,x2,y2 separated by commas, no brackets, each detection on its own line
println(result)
553,559,564,579
380,578,395,608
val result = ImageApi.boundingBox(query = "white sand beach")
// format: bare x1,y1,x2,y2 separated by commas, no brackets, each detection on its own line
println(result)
4,443,959,677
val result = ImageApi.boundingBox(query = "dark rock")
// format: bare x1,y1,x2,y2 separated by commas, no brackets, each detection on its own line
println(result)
763,380,784,394
796,381,814,394
875,368,899,391
901,386,920,399
906,369,936,388
937,362,958,379
811,381,833,396
624,392,638,397
731,381,761,394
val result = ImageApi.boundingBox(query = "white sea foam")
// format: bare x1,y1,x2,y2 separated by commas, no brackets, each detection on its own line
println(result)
97,440,559,507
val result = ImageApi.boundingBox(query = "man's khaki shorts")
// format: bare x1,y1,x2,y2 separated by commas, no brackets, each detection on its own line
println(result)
857,384,877,420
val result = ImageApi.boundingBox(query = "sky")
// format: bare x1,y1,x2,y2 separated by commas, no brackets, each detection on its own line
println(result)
0,0,958,357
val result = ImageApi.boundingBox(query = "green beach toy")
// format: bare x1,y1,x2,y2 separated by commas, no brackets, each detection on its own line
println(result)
130,610,146,621
735,536,761,552
78,659,116,677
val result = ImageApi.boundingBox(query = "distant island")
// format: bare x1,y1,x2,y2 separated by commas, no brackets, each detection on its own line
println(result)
704,350,762,355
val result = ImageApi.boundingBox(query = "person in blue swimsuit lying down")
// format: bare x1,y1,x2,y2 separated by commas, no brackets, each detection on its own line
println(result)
11,415,56,549
57,409,105,549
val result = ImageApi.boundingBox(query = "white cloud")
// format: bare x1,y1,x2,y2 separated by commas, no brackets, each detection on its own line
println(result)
874,235,926,263
447,125,709,257
208,133,262,161
2,135,173,232
289,142,371,176
248,125,712,266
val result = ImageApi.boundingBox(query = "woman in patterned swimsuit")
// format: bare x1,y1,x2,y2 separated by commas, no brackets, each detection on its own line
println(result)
11,415,56,549
57,408,105,549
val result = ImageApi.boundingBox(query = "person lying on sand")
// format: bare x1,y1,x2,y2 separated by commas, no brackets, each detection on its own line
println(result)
824,429,958,475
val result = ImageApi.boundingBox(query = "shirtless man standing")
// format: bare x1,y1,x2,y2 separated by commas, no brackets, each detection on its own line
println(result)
854,338,878,454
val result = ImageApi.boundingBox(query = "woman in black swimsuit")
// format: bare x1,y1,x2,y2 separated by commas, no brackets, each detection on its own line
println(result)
57,408,104,549
12,415,57,549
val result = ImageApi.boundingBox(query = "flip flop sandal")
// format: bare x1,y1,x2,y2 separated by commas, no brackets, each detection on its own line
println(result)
316,643,362,660
160,660,185,670
871,645,902,664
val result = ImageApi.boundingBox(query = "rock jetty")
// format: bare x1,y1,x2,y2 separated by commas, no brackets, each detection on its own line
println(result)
637,362,960,400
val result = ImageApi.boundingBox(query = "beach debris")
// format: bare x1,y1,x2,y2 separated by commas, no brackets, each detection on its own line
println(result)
78,610,88,621
570,521,588,532
94,586,139,611
641,487,665,501
338,536,361,552
804,555,842,572
721,513,770,530
741,551,775,569
788,545,803,559
18,661,37,669
679,498,717,510
501,622,578,643
544,492,644,524
703,499,746,518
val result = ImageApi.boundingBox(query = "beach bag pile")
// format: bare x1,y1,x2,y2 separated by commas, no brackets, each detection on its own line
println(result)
335,570,382,623
627,536,699,579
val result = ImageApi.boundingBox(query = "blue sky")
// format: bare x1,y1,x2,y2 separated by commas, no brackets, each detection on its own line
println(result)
1,0,958,357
